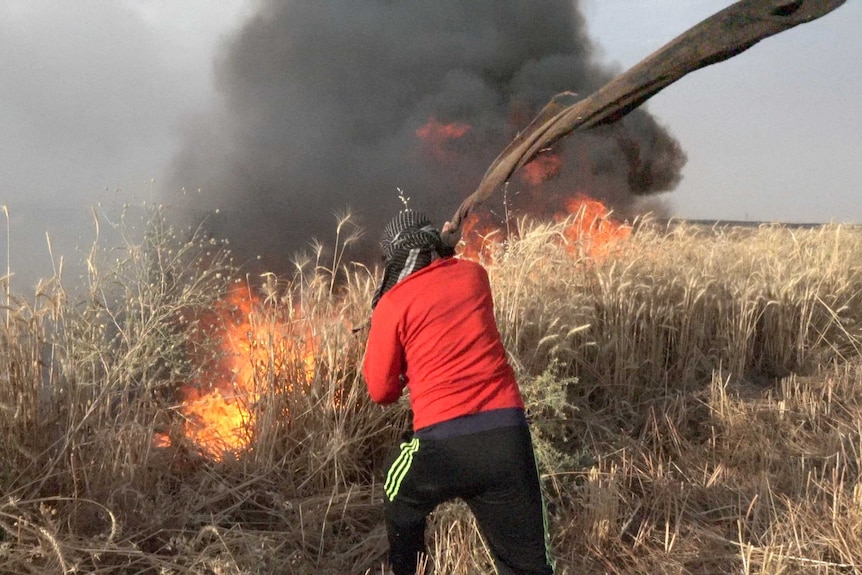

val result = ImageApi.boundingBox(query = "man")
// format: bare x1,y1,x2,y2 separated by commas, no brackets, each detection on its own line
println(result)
362,210,554,575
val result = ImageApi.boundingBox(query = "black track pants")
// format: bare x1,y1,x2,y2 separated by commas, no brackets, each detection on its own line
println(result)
383,424,554,575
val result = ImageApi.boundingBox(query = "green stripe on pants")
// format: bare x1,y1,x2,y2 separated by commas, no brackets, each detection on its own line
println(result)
385,437,419,501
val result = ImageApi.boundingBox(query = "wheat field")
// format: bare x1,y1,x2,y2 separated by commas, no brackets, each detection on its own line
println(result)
2,207,862,574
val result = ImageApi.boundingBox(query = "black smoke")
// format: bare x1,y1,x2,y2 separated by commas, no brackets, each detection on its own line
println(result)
168,0,686,272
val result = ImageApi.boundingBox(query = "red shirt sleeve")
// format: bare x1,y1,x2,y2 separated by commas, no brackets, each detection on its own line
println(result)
362,298,406,405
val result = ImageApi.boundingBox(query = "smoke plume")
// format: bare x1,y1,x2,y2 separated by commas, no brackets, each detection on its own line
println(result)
168,0,686,272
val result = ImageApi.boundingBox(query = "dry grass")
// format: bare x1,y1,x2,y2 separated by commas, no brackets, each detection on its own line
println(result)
2,208,862,574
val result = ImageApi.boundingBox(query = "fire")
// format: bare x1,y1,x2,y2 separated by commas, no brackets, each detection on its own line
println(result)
520,153,563,186
457,151,631,261
458,213,504,262
556,194,632,258
458,194,631,261
157,288,317,459
156,112,633,458
415,116,471,141
414,114,632,259
415,116,471,162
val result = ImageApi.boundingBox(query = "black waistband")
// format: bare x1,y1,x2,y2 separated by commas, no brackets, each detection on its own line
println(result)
414,407,527,440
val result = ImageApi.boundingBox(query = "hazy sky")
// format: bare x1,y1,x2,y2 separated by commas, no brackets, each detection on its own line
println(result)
583,0,861,223
1,1,859,292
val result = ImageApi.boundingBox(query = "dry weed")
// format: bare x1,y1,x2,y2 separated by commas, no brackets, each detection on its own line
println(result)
2,212,862,573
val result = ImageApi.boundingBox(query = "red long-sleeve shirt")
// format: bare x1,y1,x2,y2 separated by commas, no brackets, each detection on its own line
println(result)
362,257,524,431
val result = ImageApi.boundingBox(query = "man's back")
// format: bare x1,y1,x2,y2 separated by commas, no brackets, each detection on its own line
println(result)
362,257,523,430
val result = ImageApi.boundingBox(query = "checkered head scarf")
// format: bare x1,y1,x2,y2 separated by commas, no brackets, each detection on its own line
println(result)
372,210,455,309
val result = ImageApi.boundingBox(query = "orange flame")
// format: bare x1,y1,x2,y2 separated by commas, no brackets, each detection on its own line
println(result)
459,213,504,262
415,116,471,141
458,194,631,261
157,288,317,460
453,143,631,259
520,153,562,186
415,116,471,162
556,195,632,258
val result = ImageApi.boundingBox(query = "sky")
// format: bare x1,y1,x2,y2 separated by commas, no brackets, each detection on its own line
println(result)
1,0,859,292
582,0,862,223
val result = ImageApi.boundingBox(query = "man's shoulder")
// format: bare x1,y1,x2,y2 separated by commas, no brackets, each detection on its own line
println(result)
425,258,491,293
381,258,487,301
419,257,486,280
449,257,488,277
440,256,485,272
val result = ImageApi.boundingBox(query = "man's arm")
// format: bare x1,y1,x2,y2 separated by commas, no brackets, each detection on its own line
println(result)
361,305,406,405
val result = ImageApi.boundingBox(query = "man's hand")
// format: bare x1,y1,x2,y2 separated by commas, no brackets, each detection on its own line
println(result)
440,221,461,249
